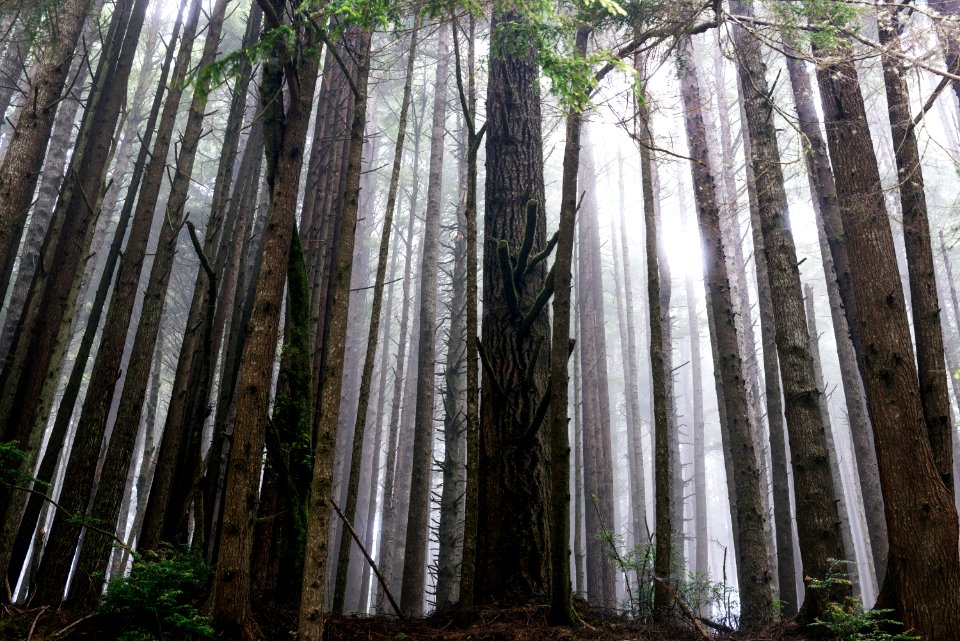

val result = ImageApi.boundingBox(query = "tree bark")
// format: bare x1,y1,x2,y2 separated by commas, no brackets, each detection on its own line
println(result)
815,39,960,639
733,4,849,618
879,3,954,492
0,0,93,285
784,45,886,584
400,23,450,616
210,8,324,639
475,6,552,606
297,26,373,641
677,35,773,630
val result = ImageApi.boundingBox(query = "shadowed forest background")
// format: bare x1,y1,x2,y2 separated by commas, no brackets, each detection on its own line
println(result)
0,0,959,639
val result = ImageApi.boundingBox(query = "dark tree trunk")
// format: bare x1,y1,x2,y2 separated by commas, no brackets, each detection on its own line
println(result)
733,4,849,618
475,6,552,606
677,36,773,630
814,39,960,640
545,26,588,625
298,27,373,641
784,45,886,583
210,9,324,639
879,3,954,492
0,0,93,284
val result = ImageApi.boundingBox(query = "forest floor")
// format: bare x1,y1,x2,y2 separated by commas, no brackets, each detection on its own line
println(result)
1,602,821,641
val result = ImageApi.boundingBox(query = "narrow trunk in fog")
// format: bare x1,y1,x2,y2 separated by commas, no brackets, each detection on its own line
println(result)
677,36,773,629
401,24,450,616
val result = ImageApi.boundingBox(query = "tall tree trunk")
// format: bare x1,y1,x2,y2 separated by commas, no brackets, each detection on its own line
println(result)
0,0,93,284
879,3,954,492
733,4,849,618
331,16,420,613
436,77,469,612
3,0,151,603
613,155,647,552
375,87,425,612
401,23,450,616
298,26,373,641
475,6,552,605
683,212,709,587
578,130,617,608
453,13,482,616
636,98,673,617
804,284,860,598
677,35,773,629
743,136,798,616
210,9,324,639
139,1,262,552
545,26,588,625
784,45,886,583
814,39,960,639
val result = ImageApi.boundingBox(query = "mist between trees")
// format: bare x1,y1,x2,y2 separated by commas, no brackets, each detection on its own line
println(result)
0,0,959,639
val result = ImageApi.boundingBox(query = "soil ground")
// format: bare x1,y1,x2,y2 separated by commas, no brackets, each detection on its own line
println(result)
0,602,820,641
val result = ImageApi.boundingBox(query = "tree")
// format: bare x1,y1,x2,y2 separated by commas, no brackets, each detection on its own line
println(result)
814,32,960,640
731,1,849,618
677,34,773,629
474,4,553,605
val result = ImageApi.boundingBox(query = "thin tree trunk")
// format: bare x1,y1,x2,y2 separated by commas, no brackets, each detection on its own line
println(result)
400,23,450,616
375,87,425,612
298,27,373,641
677,35,773,630
804,284,860,598
637,97,673,617
332,17,420,614
578,129,617,608
613,155,647,553
545,26,588,625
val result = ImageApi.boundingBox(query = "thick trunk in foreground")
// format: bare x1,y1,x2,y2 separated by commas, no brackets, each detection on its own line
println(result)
210,12,324,639
475,6,552,605
815,40,960,640
677,36,773,629
879,4,954,492
784,46,886,583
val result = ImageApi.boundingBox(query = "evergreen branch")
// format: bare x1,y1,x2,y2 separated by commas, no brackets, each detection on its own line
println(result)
513,200,539,287
519,266,555,336
498,240,519,315
524,231,559,278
